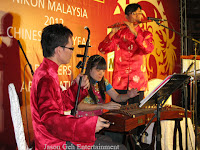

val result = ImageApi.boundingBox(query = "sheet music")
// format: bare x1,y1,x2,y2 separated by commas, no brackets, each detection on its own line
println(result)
182,59,200,74
139,75,172,107
139,74,190,108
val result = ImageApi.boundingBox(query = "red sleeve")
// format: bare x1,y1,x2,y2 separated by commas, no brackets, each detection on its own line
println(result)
62,80,89,111
135,30,154,54
37,77,97,143
98,33,117,54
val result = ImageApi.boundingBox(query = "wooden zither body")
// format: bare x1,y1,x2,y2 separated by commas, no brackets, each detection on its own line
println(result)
101,104,191,132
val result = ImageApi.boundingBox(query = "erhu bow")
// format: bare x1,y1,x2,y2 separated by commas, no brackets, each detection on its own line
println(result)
71,26,91,116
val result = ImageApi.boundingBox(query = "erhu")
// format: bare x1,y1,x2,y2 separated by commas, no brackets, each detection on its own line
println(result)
71,26,91,116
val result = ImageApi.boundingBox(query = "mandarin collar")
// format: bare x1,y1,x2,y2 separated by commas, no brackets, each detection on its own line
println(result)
125,25,140,31
43,57,59,72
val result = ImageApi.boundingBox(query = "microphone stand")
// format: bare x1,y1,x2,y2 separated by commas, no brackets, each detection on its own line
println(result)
71,27,90,116
137,94,163,150
17,40,34,76
154,20,200,149
193,43,198,150
17,40,34,147
182,63,194,150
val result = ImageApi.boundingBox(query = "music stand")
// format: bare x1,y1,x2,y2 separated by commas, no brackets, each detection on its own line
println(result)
139,74,190,150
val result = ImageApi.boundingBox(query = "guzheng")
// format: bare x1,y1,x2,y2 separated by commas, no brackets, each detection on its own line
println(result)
101,104,191,132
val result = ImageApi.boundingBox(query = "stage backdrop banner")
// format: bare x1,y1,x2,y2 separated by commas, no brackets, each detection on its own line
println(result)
0,0,181,149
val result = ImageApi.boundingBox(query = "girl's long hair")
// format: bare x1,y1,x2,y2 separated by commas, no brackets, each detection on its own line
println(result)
85,55,107,104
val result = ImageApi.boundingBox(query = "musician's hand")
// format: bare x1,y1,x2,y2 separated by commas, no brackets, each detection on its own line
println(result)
75,74,90,89
124,21,138,37
95,117,110,133
127,88,139,98
110,25,120,38
132,103,139,109
102,101,121,110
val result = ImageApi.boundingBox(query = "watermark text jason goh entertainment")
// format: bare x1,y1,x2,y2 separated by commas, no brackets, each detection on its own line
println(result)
44,143,120,149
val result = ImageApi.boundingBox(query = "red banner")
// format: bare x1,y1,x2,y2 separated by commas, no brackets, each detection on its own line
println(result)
0,0,181,148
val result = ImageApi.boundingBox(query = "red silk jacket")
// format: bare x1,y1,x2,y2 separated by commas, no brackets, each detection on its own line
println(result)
30,58,98,150
98,26,154,91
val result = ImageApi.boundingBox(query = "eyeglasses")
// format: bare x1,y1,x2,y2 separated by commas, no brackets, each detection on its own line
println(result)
60,46,74,51
131,12,143,15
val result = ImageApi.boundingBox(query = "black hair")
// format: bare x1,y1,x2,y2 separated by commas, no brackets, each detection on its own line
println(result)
41,24,73,57
85,55,107,104
125,3,142,15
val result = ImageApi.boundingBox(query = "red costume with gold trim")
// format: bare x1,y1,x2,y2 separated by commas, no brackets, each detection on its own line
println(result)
31,58,98,150
98,26,154,91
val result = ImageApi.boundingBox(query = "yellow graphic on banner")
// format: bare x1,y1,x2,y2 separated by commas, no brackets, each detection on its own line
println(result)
93,0,105,3
107,51,115,71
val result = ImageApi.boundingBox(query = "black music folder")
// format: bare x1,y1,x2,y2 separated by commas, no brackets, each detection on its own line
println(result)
139,74,190,108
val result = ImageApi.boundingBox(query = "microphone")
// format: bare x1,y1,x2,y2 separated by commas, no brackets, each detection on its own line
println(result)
147,17,167,21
